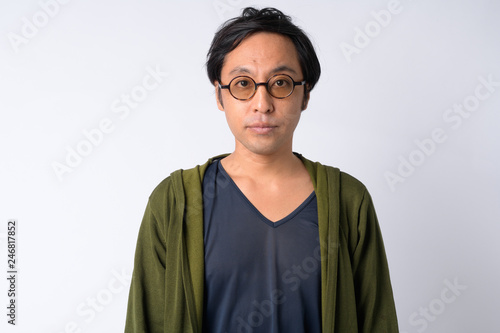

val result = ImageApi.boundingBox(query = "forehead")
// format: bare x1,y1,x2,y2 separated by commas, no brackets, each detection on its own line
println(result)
221,32,302,78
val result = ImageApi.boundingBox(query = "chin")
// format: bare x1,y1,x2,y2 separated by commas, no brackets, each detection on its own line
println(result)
243,143,284,156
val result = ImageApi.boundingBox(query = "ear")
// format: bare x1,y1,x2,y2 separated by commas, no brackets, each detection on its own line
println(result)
301,87,311,111
214,81,224,111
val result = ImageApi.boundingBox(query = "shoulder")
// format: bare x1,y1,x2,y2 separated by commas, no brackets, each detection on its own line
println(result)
147,154,229,206
298,153,368,201
148,175,174,206
338,171,369,205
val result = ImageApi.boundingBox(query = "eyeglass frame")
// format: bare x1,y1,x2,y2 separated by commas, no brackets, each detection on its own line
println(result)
218,73,306,101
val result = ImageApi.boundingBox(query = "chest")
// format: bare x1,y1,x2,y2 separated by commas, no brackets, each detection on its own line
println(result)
202,163,322,332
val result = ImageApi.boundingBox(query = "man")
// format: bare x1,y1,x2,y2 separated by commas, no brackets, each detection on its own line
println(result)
125,7,398,333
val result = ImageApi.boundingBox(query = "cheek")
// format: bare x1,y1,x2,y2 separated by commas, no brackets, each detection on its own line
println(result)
280,105,303,125
223,108,243,133
287,113,302,132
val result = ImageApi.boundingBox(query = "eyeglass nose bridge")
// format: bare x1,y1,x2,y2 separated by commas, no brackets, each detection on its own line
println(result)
251,81,272,99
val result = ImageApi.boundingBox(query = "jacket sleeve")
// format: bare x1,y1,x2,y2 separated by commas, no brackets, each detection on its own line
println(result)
351,189,399,332
125,199,166,332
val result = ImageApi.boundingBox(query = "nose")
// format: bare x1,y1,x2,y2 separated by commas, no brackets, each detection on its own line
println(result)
252,83,274,113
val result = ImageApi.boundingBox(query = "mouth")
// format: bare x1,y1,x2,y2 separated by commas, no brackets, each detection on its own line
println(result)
246,123,278,134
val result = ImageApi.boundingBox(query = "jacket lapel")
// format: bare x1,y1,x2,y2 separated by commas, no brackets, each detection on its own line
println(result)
301,156,341,332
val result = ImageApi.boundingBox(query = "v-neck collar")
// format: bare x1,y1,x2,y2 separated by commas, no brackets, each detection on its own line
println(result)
217,160,316,227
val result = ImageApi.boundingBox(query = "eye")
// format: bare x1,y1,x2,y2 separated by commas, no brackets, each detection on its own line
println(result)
234,78,251,88
271,78,290,89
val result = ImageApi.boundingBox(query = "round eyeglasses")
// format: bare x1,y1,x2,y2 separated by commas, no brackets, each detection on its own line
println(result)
218,74,306,100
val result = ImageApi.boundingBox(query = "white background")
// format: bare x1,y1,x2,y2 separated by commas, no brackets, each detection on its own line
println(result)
1,0,499,332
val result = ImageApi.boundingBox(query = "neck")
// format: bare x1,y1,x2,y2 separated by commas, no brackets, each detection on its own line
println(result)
221,145,303,181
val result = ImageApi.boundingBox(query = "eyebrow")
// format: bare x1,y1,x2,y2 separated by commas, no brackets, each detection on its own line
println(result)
228,66,252,76
271,65,298,75
228,65,298,76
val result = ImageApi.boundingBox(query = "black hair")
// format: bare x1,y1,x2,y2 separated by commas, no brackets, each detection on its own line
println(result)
206,7,321,94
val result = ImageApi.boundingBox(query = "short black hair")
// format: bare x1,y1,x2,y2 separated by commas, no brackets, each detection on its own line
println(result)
206,7,321,92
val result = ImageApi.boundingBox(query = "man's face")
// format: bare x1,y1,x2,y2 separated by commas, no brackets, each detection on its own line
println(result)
215,32,309,157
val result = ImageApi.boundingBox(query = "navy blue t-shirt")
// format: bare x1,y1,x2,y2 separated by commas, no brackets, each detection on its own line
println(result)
202,160,321,333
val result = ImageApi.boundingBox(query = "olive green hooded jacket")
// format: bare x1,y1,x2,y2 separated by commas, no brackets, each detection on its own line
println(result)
125,154,399,332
